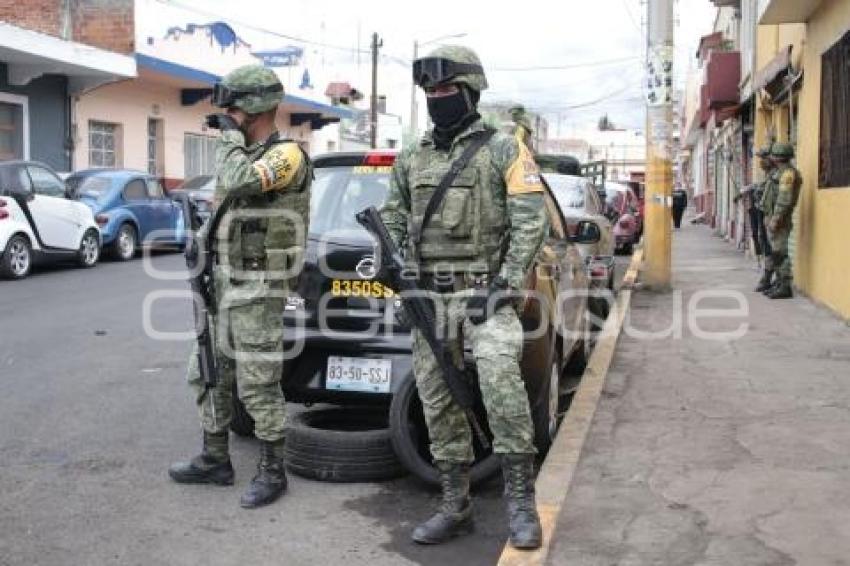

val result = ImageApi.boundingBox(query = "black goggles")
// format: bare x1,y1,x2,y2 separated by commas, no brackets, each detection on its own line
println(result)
210,82,283,108
412,57,483,89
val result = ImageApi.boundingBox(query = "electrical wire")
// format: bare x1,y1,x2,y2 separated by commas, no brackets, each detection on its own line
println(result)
490,56,640,72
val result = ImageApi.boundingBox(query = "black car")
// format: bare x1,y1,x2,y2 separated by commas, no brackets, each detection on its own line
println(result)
230,150,601,485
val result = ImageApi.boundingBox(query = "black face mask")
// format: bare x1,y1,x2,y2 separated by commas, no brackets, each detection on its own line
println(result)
427,89,473,128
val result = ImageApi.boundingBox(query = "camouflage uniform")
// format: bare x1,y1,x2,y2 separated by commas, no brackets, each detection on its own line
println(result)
188,127,311,442
383,117,547,462
171,64,310,508
761,143,801,284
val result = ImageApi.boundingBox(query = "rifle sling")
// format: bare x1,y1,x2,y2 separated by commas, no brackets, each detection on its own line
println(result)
411,128,496,262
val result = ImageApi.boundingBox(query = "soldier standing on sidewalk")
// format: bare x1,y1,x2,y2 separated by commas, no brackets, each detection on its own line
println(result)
761,143,802,299
169,65,312,508
380,45,547,549
754,145,776,292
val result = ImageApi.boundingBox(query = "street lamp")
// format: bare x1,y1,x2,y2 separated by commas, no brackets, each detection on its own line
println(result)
409,32,468,137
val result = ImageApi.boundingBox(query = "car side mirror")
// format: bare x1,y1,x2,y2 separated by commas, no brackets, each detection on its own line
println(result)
571,220,601,244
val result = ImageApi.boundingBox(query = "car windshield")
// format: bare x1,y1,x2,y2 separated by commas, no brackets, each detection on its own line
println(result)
310,166,391,240
544,175,586,210
66,175,112,200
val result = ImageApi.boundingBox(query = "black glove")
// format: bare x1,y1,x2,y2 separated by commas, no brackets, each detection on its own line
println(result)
205,113,239,131
466,276,513,326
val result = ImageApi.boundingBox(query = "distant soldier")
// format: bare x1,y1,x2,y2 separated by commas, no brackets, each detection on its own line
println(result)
753,145,776,292
760,143,802,299
508,104,535,152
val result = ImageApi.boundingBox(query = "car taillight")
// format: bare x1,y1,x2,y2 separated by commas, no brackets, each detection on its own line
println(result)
590,265,608,277
363,153,396,166
95,214,109,225
0,199,7,220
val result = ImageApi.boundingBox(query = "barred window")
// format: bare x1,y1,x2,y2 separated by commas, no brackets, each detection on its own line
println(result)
183,133,217,178
819,30,850,188
89,120,121,167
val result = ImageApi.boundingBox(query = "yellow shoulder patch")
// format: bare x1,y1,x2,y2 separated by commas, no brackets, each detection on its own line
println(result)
505,143,544,195
253,143,303,192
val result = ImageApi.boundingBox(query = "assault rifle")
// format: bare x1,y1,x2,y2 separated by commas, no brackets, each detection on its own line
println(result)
178,193,233,429
355,206,490,450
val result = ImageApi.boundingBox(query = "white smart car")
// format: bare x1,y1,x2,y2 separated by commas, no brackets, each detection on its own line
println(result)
0,161,101,280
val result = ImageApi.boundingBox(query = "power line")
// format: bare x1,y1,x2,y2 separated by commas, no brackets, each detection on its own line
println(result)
490,56,640,72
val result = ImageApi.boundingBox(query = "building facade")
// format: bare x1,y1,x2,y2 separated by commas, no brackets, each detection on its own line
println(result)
757,0,850,318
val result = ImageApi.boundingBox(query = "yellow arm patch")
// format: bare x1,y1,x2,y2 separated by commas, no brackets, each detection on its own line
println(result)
778,170,796,192
505,143,544,195
252,143,303,192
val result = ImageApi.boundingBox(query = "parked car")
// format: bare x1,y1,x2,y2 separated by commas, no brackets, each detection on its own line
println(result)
605,181,643,254
0,160,100,279
227,150,601,485
544,172,617,320
66,169,188,260
168,175,215,223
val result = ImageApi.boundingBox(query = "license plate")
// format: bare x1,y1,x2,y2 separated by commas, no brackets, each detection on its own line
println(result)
331,279,395,298
326,356,392,393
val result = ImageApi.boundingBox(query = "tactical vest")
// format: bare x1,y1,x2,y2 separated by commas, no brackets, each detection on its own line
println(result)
760,173,779,217
407,141,507,274
219,139,312,277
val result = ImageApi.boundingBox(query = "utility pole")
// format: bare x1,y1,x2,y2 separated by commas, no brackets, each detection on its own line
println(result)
370,32,383,149
409,40,419,141
644,0,674,289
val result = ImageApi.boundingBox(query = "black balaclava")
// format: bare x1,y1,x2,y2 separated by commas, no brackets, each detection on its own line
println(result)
429,85,481,150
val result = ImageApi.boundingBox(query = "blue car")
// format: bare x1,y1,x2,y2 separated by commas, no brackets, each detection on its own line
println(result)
65,169,188,260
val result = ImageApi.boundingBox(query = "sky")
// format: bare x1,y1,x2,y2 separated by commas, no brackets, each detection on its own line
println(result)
142,0,718,136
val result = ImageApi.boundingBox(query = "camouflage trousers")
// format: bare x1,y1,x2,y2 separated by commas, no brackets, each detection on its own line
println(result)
187,266,286,442
411,291,535,464
766,223,793,279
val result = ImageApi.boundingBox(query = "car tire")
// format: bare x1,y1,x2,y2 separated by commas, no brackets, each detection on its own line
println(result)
76,229,100,268
388,375,501,488
112,223,137,261
532,346,563,455
230,384,256,438
0,234,32,280
285,407,407,483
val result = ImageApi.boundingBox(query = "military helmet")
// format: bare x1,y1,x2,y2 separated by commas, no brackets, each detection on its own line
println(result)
756,144,773,158
770,142,795,159
213,64,283,114
413,45,488,92
509,105,533,133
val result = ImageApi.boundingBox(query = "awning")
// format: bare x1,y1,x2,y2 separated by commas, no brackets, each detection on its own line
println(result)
0,22,136,93
753,46,792,92
759,0,824,24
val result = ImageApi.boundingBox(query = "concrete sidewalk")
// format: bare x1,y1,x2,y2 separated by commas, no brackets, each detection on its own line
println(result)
547,223,850,565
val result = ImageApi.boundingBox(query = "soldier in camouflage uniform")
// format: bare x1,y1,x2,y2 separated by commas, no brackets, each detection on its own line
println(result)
761,142,802,299
380,45,547,549
508,104,534,151
754,144,776,292
169,65,312,508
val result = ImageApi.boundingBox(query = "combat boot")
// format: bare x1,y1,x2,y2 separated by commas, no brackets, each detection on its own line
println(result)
754,269,774,292
412,462,474,544
240,439,287,508
168,431,234,485
768,278,793,299
502,454,542,550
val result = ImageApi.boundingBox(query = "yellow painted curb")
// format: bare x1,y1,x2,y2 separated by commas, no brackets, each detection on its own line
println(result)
497,249,643,566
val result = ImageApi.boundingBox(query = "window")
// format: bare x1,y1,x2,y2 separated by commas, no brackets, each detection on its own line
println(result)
145,178,164,198
148,118,164,176
27,166,65,197
819,30,850,188
123,179,148,200
0,94,28,160
89,121,121,167
587,184,602,215
0,165,32,195
184,133,217,178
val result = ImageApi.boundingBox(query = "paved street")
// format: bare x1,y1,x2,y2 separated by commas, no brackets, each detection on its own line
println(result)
0,254,510,566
